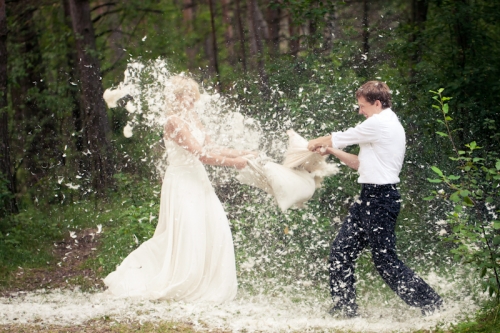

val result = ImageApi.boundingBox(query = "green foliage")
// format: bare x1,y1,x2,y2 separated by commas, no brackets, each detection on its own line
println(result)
273,0,335,26
426,89,500,302
0,173,14,218
0,208,63,283
92,172,160,275
392,0,500,151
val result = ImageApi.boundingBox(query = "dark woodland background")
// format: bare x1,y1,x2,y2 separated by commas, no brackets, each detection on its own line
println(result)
0,1,500,330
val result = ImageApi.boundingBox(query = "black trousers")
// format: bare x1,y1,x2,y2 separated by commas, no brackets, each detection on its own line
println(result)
329,184,442,311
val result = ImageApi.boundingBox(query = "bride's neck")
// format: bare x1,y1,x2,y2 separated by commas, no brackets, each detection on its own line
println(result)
170,101,192,113
169,107,196,121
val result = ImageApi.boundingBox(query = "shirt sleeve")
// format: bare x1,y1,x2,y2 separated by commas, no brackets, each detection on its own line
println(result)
331,116,381,149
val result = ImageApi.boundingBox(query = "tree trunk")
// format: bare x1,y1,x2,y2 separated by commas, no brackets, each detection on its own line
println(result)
247,0,269,94
208,0,220,85
410,0,428,80
288,13,299,57
279,8,289,53
358,0,371,78
246,0,258,67
362,0,369,56
453,0,468,70
183,0,197,71
266,0,280,57
9,0,60,192
234,0,247,73
0,0,17,214
68,0,113,196
323,8,336,52
62,0,83,154
221,0,235,65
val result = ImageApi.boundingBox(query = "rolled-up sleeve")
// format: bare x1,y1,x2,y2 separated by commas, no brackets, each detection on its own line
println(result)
331,117,381,149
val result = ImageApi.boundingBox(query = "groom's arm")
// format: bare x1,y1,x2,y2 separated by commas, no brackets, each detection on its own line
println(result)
322,147,360,170
307,135,332,151
308,134,359,170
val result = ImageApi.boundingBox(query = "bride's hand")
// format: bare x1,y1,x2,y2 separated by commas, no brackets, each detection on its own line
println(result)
242,150,259,158
233,157,248,170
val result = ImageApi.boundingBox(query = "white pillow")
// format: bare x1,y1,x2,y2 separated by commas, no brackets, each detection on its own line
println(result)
282,130,340,188
263,162,316,212
236,158,274,195
282,129,327,172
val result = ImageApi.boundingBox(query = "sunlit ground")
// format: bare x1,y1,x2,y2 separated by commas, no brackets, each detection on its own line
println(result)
0,269,483,333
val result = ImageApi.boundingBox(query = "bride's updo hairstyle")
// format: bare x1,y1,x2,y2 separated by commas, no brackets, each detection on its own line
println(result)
165,75,201,115
355,80,392,109
170,75,201,100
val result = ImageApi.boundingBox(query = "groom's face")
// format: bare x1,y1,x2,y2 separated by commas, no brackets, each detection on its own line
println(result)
357,96,382,118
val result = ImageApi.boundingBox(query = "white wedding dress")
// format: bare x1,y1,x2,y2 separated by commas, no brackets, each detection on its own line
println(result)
103,118,237,303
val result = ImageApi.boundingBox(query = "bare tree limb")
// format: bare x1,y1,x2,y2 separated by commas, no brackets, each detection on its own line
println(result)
91,2,118,12
92,9,123,24
93,7,163,24
136,8,164,14
101,12,146,77
95,29,132,38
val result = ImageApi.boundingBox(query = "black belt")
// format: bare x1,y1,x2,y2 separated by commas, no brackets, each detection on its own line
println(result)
361,183,398,191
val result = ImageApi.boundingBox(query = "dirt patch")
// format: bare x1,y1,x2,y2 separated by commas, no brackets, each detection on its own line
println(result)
0,320,230,333
0,321,204,333
1,228,105,297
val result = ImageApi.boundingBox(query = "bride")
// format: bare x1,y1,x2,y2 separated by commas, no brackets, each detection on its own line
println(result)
103,75,249,303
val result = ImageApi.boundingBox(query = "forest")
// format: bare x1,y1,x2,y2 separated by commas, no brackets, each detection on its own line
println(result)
0,0,500,332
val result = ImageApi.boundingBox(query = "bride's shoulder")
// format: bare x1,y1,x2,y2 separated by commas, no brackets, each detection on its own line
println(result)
164,115,189,133
165,114,185,126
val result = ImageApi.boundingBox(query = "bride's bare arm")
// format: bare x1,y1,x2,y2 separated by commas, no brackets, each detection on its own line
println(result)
210,147,257,158
164,117,247,169
190,115,256,158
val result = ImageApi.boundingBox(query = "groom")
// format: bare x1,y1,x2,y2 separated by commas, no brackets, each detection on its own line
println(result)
308,81,442,318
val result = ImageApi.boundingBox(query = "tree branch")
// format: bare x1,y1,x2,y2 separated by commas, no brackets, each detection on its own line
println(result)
135,8,163,15
101,53,126,77
92,9,123,24
91,2,118,12
101,13,146,77
95,29,133,39
93,7,163,24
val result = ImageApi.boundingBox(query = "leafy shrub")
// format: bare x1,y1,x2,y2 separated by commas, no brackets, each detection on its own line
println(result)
425,89,500,302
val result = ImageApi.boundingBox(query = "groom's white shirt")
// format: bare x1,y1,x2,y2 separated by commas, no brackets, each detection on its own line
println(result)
331,108,405,185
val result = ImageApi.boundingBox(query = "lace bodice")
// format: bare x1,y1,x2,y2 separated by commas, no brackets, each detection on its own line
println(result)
164,115,206,167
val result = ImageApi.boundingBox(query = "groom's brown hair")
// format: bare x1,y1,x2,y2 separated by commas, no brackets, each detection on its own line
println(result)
355,81,392,109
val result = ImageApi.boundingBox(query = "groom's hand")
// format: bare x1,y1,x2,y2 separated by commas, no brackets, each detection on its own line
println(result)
315,147,330,156
308,135,332,152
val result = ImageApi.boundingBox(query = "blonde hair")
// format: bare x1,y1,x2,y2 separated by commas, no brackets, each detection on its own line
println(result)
169,75,201,101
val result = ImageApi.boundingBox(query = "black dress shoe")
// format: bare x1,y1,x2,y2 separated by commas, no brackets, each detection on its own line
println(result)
421,299,443,316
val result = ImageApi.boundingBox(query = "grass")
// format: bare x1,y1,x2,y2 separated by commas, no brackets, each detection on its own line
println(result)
448,304,500,333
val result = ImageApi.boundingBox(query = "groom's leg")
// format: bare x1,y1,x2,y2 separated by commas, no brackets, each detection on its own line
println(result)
367,187,442,312
329,202,367,315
